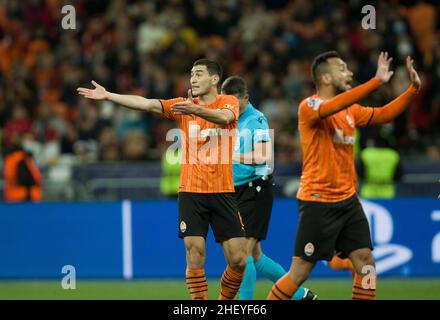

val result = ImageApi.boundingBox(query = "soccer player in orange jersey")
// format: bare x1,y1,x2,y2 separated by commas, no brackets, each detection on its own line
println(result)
78,59,247,300
267,52,421,300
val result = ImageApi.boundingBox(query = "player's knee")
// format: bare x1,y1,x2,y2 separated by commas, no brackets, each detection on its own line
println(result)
251,245,262,261
365,254,375,268
359,252,374,266
186,244,206,267
352,250,375,270
290,268,309,285
228,252,247,272
288,257,314,286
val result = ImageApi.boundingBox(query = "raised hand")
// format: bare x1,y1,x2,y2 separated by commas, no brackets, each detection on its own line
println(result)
77,80,108,100
187,88,194,103
375,51,394,84
171,89,198,115
406,56,421,90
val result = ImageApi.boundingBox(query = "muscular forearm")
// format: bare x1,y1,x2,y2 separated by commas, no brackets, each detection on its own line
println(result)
107,92,162,114
193,107,234,125
319,77,382,118
369,85,419,125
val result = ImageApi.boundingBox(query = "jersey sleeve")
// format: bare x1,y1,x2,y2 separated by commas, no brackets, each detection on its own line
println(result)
220,95,239,121
298,97,323,124
159,97,186,121
350,103,375,127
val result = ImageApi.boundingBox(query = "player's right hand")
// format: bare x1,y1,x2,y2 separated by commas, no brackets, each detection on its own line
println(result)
406,56,421,90
77,80,108,100
375,51,394,84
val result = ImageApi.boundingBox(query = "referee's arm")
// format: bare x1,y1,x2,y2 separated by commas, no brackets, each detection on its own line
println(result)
233,140,272,165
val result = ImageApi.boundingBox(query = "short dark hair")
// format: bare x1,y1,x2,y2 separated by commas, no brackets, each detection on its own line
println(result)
193,59,222,79
220,76,248,98
311,51,341,86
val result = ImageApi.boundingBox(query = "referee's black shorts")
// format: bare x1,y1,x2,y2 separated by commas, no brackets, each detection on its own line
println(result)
234,175,274,241
178,192,245,243
294,194,373,262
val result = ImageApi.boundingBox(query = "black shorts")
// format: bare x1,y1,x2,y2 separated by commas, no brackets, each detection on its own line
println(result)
178,192,246,243
294,194,373,262
234,176,274,240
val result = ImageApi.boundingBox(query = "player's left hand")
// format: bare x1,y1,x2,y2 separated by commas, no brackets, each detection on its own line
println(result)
171,89,199,115
406,56,421,90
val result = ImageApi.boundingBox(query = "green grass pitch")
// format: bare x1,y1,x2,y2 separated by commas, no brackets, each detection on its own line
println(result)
1,278,439,300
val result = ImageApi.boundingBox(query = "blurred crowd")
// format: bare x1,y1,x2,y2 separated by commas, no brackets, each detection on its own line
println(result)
0,0,439,186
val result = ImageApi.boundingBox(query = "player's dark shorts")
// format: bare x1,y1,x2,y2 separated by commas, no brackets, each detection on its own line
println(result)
234,175,274,240
178,192,246,243
294,194,373,262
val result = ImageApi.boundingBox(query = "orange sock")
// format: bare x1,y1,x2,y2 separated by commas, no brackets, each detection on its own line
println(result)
218,266,244,300
352,273,376,300
328,256,354,271
186,268,208,300
267,274,298,300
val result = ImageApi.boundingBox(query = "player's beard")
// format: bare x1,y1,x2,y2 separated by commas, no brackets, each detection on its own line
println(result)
334,83,348,94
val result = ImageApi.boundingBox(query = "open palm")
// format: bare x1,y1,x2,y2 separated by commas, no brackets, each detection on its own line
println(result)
375,51,394,84
77,81,108,100
406,56,421,90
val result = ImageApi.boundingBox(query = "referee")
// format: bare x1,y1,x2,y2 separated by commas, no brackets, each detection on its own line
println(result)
221,76,316,300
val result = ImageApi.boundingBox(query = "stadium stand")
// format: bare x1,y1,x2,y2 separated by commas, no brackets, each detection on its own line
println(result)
0,0,439,200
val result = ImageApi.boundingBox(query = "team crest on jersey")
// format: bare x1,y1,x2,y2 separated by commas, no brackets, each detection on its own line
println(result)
307,98,322,111
180,221,187,233
304,242,315,256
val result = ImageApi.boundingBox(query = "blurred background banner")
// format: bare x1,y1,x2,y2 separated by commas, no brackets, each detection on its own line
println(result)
0,199,438,279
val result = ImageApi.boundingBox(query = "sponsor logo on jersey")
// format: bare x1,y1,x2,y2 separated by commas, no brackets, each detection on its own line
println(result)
333,129,355,145
346,115,355,128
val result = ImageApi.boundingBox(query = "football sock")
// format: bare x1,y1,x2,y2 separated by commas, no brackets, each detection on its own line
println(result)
186,268,208,300
328,256,354,271
219,265,244,300
256,254,307,300
352,273,376,300
238,256,256,300
268,274,298,300
329,255,355,279
255,254,285,282
292,286,306,300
